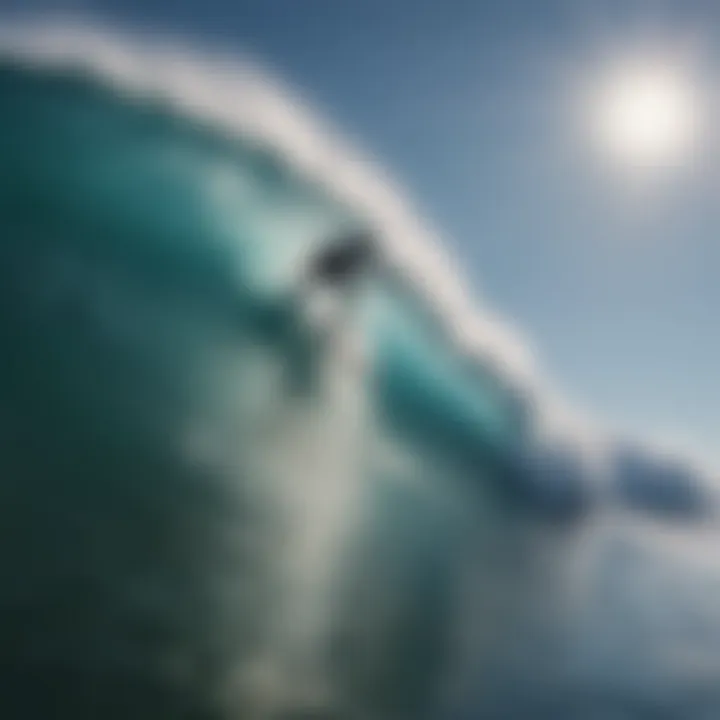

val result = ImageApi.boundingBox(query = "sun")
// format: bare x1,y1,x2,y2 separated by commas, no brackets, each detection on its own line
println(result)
592,61,700,172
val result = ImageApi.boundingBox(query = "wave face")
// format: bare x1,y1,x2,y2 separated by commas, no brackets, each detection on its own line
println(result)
0,55,556,720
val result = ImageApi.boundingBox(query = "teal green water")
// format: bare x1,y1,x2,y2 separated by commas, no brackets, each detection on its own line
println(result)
0,61,539,719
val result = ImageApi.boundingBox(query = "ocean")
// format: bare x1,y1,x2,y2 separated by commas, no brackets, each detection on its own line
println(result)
0,23,718,720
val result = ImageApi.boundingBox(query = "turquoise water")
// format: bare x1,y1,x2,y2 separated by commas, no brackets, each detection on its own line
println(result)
0,60,546,719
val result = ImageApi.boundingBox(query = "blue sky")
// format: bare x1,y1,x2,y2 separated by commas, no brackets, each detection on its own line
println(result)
6,0,719,467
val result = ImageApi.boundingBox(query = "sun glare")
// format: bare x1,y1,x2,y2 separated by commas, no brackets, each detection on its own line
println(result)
593,61,700,172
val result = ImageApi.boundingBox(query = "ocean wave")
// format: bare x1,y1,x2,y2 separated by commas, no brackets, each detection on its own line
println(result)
0,17,718,719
